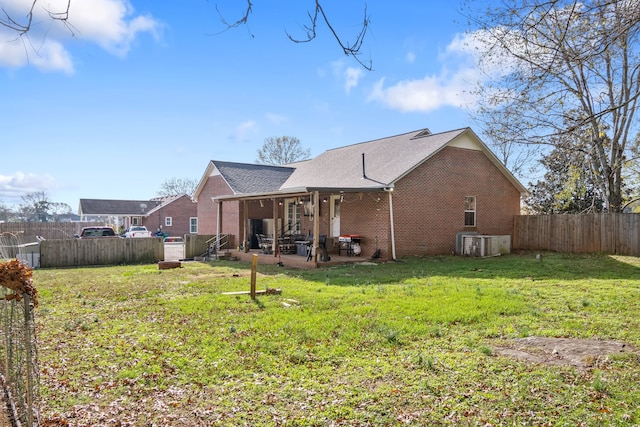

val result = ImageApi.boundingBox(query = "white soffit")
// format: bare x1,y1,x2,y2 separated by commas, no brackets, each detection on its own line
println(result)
448,134,481,150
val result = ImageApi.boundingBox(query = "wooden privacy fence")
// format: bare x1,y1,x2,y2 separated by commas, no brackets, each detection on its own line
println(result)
513,213,640,256
3,233,228,268
40,238,164,268
0,222,107,240
184,234,216,259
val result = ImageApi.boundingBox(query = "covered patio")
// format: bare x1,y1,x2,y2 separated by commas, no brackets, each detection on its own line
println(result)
212,187,390,269
230,247,375,269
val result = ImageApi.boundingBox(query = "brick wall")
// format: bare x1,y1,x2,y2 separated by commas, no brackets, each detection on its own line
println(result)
335,192,391,258
143,195,197,237
391,146,521,256
196,175,238,236
196,146,521,258
245,199,276,220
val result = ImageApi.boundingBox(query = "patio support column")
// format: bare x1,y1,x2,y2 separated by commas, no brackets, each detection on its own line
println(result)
313,191,320,263
243,200,249,253
216,200,222,254
272,198,279,256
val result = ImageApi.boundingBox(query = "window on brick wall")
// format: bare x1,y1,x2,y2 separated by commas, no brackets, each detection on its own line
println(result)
190,217,198,233
464,196,476,227
165,217,172,227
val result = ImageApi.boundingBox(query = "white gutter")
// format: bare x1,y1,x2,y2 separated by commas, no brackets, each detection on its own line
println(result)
386,188,396,260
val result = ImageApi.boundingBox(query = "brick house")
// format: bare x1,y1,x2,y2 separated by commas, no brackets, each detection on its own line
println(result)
144,194,198,237
78,194,197,237
192,128,527,261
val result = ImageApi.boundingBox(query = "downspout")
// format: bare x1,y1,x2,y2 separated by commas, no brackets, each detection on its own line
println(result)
362,153,367,179
386,188,396,260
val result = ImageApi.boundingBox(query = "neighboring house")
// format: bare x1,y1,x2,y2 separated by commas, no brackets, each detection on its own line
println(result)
56,213,81,222
78,194,197,236
145,194,198,237
192,128,528,260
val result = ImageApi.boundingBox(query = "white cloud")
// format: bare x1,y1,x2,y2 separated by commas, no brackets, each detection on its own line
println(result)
328,60,364,94
406,51,416,63
0,0,161,72
367,31,494,113
344,67,363,94
0,172,57,203
368,73,476,112
266,113,288,125
230,120,256,143
31,41,75,74
444,29,519,78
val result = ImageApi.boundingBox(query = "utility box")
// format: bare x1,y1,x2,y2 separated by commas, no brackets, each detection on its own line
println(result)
16,242,41,268
461,235,511,257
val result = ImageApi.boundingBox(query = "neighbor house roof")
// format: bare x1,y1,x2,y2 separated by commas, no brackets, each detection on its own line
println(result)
78,199,162,216
145,194,194,216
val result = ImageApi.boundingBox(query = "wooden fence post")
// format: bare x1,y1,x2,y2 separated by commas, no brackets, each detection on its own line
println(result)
250,254,258,299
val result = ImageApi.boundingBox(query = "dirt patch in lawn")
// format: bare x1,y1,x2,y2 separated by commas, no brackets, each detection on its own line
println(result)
494,337,638,370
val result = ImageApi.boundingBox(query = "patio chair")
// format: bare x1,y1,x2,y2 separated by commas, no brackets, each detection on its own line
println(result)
257,234,273,254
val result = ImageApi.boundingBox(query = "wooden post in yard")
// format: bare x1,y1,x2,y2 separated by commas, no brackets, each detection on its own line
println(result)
250,254,258,299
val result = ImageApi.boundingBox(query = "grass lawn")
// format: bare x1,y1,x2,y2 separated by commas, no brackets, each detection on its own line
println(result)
34,253,640,426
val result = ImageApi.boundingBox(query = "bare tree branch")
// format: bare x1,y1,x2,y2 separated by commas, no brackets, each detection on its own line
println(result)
210,0,254,37
1,0,72,36
285,1,372,70
467,0,640,211
213,1,372,70
3,1,372,70
0,0,37,35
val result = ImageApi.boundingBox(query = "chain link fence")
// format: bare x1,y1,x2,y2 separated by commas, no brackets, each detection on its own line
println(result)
0,260,40,427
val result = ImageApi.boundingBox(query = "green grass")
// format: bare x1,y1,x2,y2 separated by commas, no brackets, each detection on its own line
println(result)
34,253,640,426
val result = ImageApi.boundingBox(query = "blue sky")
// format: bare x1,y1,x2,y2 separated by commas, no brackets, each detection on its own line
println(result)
1,0,495,211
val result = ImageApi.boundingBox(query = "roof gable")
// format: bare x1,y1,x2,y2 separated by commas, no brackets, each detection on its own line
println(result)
215,161,295,194
145,194,194,215
193,161,296,201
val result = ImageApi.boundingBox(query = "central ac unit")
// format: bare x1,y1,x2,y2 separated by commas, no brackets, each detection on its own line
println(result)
461,235,511,257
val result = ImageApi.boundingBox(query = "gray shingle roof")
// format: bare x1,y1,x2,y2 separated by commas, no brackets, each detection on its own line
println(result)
204,127,527,201
145,194,192,216
280,128,467,190
79,199,161,216
213,161,295,194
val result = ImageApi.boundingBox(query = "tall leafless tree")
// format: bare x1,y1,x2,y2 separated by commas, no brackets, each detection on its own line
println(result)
466,0,640,211
256,135,311,166
156,177,198,197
